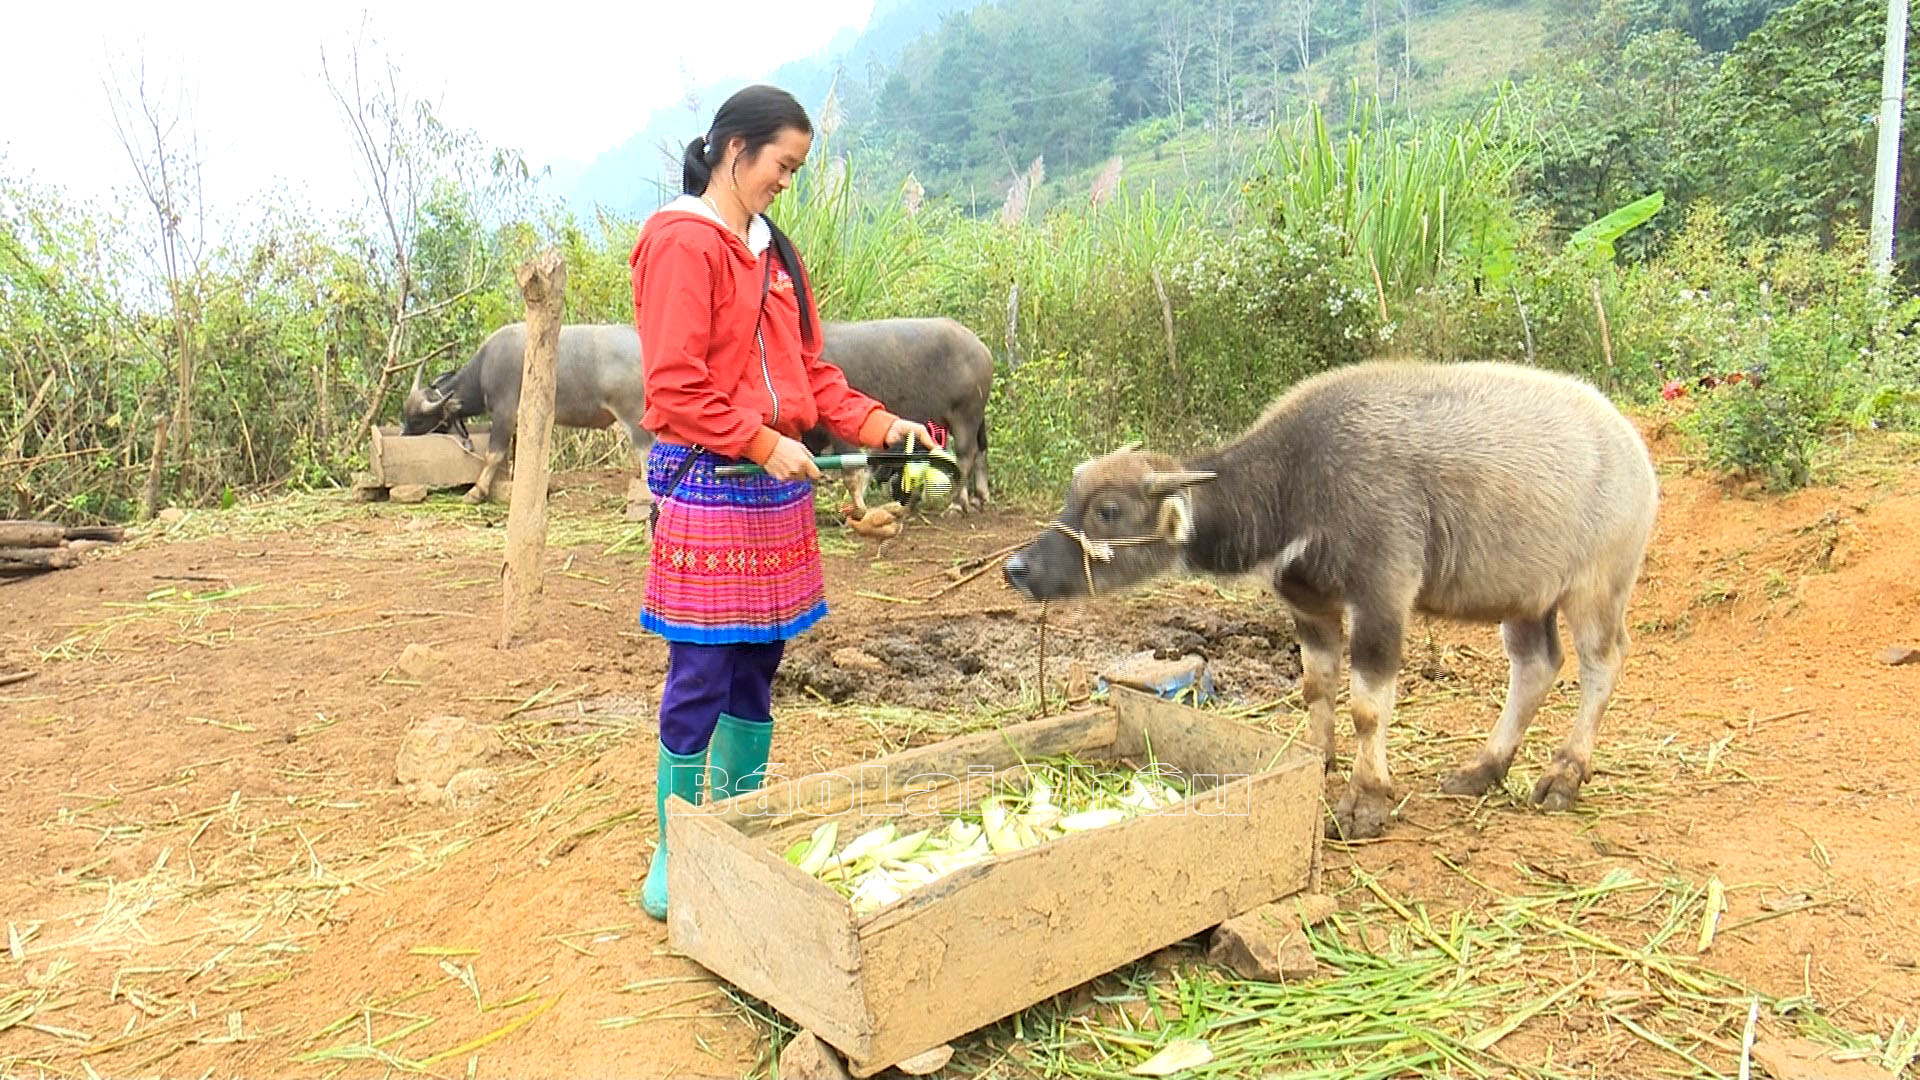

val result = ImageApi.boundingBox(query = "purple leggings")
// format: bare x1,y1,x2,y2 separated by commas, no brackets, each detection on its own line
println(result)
658,640,785,754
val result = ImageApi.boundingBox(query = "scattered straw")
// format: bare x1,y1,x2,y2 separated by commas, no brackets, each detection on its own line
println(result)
416,992,562,1068
932,864,1911,1079
1349,866,1465,965
38,584,284,663
598,990,724,1030
296,977,561,1072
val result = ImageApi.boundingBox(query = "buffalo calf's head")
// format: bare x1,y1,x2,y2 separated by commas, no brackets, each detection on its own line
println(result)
1003,445,1216,601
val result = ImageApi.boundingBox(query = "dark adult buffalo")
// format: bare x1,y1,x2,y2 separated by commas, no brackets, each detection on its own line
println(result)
405,317,994,511
402,322,651,503
805,317,995,514
1001,359,1659,841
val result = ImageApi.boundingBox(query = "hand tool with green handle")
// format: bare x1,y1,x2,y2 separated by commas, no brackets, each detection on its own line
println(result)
713,441,961,512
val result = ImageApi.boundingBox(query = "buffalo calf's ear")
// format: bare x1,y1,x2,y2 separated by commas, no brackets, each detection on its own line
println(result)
1157,494,1195,544
1143,470,1218,498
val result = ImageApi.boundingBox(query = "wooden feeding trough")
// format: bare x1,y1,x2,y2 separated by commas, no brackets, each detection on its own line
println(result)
355,424,497,500
665,686,1326,1077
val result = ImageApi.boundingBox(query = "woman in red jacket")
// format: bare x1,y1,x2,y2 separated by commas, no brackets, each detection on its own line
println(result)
629,84,933,920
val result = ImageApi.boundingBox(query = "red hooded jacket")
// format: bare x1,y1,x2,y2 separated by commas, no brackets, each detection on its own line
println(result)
629,199,896,465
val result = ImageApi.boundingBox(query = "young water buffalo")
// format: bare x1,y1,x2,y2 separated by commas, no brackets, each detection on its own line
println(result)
1001,360,1660,840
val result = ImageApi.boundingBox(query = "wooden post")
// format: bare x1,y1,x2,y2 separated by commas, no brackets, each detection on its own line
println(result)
139,415,170,522
499,249,566,649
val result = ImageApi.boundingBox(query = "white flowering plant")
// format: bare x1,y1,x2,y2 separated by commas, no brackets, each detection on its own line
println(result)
1164,218,1390,397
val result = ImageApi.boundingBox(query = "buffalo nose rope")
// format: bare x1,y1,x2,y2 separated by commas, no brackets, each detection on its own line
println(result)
1043,520,1161,598
1029,521,1161,718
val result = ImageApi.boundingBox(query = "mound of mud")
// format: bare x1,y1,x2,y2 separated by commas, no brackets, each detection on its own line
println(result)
777,607,1302,711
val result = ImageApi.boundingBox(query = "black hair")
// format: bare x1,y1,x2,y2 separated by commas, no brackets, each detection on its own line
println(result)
681,85,819,346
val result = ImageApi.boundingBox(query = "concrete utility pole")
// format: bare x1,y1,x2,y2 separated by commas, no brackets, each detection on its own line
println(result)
1871,0,1909,277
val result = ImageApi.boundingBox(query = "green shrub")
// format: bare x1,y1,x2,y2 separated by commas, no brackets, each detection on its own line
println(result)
1680,367,1823,491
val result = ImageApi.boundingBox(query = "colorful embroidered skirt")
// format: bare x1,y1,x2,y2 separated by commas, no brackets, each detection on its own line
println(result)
639,442,828,645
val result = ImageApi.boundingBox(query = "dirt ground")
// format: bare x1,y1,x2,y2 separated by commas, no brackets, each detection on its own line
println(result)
2,416,1917,1079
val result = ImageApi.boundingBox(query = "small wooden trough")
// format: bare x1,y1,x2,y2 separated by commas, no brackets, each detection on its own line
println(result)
665,686,1326,1077
355,424,497,500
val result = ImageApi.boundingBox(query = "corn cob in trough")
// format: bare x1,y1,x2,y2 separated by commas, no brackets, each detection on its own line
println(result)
781,758,1192,915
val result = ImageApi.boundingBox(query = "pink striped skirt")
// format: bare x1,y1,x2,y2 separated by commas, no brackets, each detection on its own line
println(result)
639,442,828,645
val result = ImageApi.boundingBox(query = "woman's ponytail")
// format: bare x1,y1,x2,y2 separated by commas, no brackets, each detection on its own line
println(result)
681,136,713,196
766,220,815,349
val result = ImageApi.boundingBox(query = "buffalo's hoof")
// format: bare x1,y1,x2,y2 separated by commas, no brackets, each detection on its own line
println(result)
1440,758,1508,797
1326,785,1392,841
1530,754,1588,812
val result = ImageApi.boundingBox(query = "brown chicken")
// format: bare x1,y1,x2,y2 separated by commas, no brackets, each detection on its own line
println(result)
844,501,907,540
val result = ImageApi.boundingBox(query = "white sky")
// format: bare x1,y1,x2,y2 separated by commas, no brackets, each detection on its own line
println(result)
3,0,876,230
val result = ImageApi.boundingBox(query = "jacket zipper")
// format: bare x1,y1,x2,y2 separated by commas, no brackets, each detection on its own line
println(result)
757,325,779,427
756,251,779,428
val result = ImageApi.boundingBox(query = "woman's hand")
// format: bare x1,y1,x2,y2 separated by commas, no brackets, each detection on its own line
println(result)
882,417,938,451
762,435,824,483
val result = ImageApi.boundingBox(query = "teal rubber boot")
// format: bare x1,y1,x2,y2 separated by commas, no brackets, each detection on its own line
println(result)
640,741,707,921
707,713,774,803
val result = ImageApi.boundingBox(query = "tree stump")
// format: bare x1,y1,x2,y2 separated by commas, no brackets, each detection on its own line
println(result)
499,249,566,649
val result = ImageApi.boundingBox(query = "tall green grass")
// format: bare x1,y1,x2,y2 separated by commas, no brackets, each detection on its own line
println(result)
1250,90,1530,307
767,132,934,322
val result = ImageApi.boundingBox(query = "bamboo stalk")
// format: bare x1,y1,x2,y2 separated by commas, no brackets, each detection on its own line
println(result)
1592,279,1616,375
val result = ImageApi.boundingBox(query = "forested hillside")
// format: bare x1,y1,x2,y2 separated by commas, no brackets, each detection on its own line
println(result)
815,0,1839,241
578,0,1897,269
564,0,988,213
